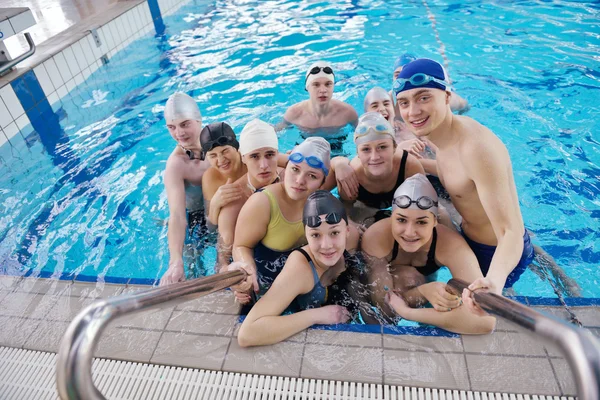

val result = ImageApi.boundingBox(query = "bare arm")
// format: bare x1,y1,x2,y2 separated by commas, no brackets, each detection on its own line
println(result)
160,159,190,285
466,134,524,291
403,151,425,177
450,92,470,114
419,158,438,176
238,252,337,347
436,225,484,282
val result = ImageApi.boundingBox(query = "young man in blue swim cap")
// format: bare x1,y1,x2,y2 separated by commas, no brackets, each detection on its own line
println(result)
393,58,534,306
391,53,469,118
278,61,358,133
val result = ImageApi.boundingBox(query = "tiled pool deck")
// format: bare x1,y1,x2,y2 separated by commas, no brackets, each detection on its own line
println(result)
0,275,597,397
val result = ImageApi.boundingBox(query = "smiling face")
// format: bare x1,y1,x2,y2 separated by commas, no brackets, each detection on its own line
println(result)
284,161,326,201
391,207,437,253
356,138,396,178
242,147,278,187
307,77,334,104
166,118,202,148
206,145,241,175
306,218,348,267
367,98,395,122
396,88,450,137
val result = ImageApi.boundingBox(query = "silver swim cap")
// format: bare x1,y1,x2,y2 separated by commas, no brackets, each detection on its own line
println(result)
363,87,391,112
164,92,202,121
354,112,395,145
290,137,331,176
393,174,438,216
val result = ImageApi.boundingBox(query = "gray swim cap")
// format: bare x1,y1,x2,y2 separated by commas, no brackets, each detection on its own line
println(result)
290,137,331,176
363,87,391,112
393,174,438,216
164,92,202,121
354,112,395,145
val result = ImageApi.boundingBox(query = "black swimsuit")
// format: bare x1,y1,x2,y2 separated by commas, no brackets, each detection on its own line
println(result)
391,227,440,276
357,150,408,209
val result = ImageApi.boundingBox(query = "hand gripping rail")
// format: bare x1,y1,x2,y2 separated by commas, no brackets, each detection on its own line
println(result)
56,270,247,400
448,279,600,400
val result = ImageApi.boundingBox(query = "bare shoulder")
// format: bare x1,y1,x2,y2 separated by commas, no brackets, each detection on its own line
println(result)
283,102,307,123
455,116,509,163
332,99,358,118
242,189,271,213
362,218,394,257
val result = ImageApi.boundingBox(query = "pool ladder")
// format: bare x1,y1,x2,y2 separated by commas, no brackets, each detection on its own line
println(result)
56,273,600,400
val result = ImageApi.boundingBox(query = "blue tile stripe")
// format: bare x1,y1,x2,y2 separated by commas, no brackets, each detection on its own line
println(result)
10,70,53,134
147,0,165,35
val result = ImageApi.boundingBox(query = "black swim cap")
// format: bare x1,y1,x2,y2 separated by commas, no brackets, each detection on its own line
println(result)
303,190,348,227
200,122,239,152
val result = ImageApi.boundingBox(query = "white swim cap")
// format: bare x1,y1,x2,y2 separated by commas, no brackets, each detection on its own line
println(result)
164,92,202,121
305,61,335,90
393,174,438,216
290,137,331,176
363,87,391,112
354,112,395,145
239,119,279,156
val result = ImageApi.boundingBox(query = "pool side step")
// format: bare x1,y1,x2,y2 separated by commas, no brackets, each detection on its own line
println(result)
0,346,575,400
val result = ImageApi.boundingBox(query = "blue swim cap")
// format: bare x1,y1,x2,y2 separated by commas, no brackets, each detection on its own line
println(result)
393,53,417,71
395,58,449,95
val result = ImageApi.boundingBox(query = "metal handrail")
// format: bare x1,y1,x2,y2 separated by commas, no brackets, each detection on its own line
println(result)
448,279,600,400
56,270,246,400
0,32,36,76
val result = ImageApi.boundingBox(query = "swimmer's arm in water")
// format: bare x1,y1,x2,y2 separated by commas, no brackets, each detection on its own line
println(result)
464,133,524,294
275,105,302,132
231,191,271,301
361,219,397,319
238,251,349,347
160,158,190,285
449,92,470,114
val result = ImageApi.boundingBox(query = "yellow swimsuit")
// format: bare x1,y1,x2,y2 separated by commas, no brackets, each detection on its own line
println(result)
260,189,305,251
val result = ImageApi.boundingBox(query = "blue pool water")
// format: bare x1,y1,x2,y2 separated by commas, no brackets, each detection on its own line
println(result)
0,0,598,299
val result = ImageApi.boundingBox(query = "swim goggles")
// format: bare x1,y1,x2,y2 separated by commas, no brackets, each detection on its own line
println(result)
289,152,329,176
354,122,392,137
392,73,449,95
203,135,238,152
304,212,343,228
393,195,438,211
305,66,334,83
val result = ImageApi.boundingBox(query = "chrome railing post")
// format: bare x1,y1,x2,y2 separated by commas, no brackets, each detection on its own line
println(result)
449,278,600,400
56,270,246,400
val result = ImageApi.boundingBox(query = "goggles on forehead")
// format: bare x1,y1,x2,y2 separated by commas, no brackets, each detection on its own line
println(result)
355,122,392,137
304,212,343,228
393,195,438,211
305,66,334,82
393,73,449,95
289,152,329,176
204,135,236,152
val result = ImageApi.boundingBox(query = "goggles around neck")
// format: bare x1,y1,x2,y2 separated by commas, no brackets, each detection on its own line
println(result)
304,212,343,228
289,152,329,176
203,135,237,152
393,73,449,95
393,195,438,211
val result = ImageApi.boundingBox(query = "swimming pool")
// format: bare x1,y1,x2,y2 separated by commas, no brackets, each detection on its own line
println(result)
0,0,598,299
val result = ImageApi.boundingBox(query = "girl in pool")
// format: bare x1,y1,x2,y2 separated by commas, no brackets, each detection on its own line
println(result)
361,174,495,334
230,137,340,304
201,122,248,229
160,92,211,286
363,87,438,176
235,191,362,347
214,119,283,268
333,112,424,226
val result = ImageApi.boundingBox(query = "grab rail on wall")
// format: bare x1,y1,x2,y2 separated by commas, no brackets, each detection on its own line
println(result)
448,279,600,400
0,32,35,76
55,272,600,399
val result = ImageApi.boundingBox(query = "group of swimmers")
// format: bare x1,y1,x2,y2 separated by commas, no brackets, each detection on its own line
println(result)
157,54,568,347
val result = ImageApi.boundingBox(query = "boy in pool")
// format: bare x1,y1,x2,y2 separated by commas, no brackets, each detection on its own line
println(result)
278,61,358,136
160,92,211,286
393,58,533,299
